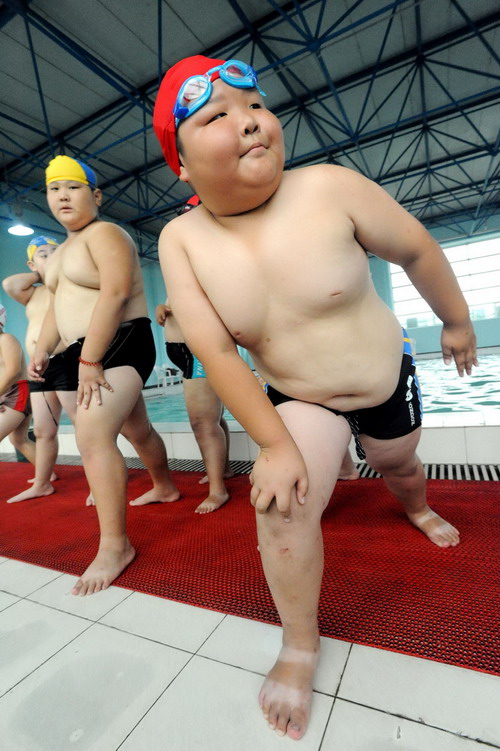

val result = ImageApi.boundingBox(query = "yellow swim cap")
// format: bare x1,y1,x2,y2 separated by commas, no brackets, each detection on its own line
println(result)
26,235,58,262
45,155,97,188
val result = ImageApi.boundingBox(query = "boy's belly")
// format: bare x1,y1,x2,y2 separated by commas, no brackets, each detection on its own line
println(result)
252,308,405,411
55,286,147,347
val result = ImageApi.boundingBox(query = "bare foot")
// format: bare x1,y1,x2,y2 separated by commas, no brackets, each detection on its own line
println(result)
27,472,58,484
406,507,460,547
195,491,229,514
71,539,135,596
129,485,181,506
198,469,234,485
259,644,319,740
6,482,55,503
338,468,360,481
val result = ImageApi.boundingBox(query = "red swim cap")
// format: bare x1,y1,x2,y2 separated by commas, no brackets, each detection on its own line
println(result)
153,55,225,176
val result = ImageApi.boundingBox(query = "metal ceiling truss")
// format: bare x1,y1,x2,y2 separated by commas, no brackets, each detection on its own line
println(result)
2,0,499,257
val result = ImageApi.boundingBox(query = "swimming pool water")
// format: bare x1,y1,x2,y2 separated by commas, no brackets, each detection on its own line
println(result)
415,354,499,413
143,354,500,422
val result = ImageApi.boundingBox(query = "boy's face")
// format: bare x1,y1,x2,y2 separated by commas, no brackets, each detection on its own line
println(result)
28,244,58,279
46,180,101,230
177,80,284,210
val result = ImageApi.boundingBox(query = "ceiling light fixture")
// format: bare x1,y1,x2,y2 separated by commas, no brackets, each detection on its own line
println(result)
7,201,34,236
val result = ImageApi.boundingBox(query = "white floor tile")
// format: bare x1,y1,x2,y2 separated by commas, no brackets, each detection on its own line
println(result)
465,426,500,463
199,614,351,695
27,574,134,620
339,645,500,746
0,622,191,751
417,427,467,464
0,591,19,611
0,599,90,697
323,698,493,750
120,655,333,751
100,591,225,652
0,556,8,563
0,560,62,597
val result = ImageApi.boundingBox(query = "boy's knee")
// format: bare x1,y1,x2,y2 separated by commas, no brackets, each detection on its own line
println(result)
33,424,58,442
190,415,216,438
121,422,151,446
369,452,419,477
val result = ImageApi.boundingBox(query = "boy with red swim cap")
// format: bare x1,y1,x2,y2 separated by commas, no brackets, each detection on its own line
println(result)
154,55,476,740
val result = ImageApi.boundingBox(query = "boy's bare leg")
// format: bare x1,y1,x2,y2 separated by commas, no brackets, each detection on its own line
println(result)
6,392,62,503
257,401,351,740
337,448,360,480
198,415,234,483
183,379,230,513
124,394,180,506
5,411,36,465
361,429,460,547
72,367,142,595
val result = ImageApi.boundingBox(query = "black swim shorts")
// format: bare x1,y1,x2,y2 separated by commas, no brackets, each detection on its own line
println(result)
266,342,423,461
63,317,156,389
29,351,75,393
165,341,206,379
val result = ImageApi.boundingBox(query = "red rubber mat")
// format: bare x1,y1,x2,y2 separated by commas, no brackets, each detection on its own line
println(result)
0,463,498,675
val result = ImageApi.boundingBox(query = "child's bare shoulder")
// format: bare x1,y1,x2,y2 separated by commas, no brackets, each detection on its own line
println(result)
88,220,130,242
159,209,203,251
291,164,368,191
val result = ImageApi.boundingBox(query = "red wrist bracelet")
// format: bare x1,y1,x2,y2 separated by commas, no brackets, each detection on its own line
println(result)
78,356,102,367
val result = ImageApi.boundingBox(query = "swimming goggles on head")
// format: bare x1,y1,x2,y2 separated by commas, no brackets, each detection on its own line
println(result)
173,59,266,127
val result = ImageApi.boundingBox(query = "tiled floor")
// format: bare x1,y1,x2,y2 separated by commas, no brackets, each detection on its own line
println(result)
0,560,499,751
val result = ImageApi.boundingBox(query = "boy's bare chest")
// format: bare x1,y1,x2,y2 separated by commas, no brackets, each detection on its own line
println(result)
189,227,368,330
60,243,99,290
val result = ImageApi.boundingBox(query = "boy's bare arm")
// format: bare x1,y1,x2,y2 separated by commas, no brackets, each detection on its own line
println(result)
83,223,134,361
0,334,24,394
332,166,477,375
2,272,39,306
76,223,135,407
29,296,60,380
159,224,308,516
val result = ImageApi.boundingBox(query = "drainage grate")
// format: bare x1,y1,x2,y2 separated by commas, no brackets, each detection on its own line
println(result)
358,462,500,481
1,455,498,480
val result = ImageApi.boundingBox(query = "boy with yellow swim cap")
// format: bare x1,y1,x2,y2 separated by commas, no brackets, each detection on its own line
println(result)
29,154,180,595
154,56,476,740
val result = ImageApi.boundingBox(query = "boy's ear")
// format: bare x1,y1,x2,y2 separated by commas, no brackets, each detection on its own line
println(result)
27,260,35,272
178,164,190,184
93,188,103,206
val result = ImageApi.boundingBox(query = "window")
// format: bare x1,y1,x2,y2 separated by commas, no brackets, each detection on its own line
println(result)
390,238,500,328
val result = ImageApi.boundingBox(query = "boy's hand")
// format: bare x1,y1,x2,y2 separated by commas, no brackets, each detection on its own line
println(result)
441,321,478,376
77,364,113,409
249,442,309,521
28,352,49,382
155,304,171,326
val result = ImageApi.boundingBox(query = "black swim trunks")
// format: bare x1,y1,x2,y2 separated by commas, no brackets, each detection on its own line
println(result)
266,336,423,461
63,317,156,389
165,341,206,379
29,351,75,393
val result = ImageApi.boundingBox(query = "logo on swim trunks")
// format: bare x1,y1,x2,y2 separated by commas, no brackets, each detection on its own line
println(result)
405,375,413,402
